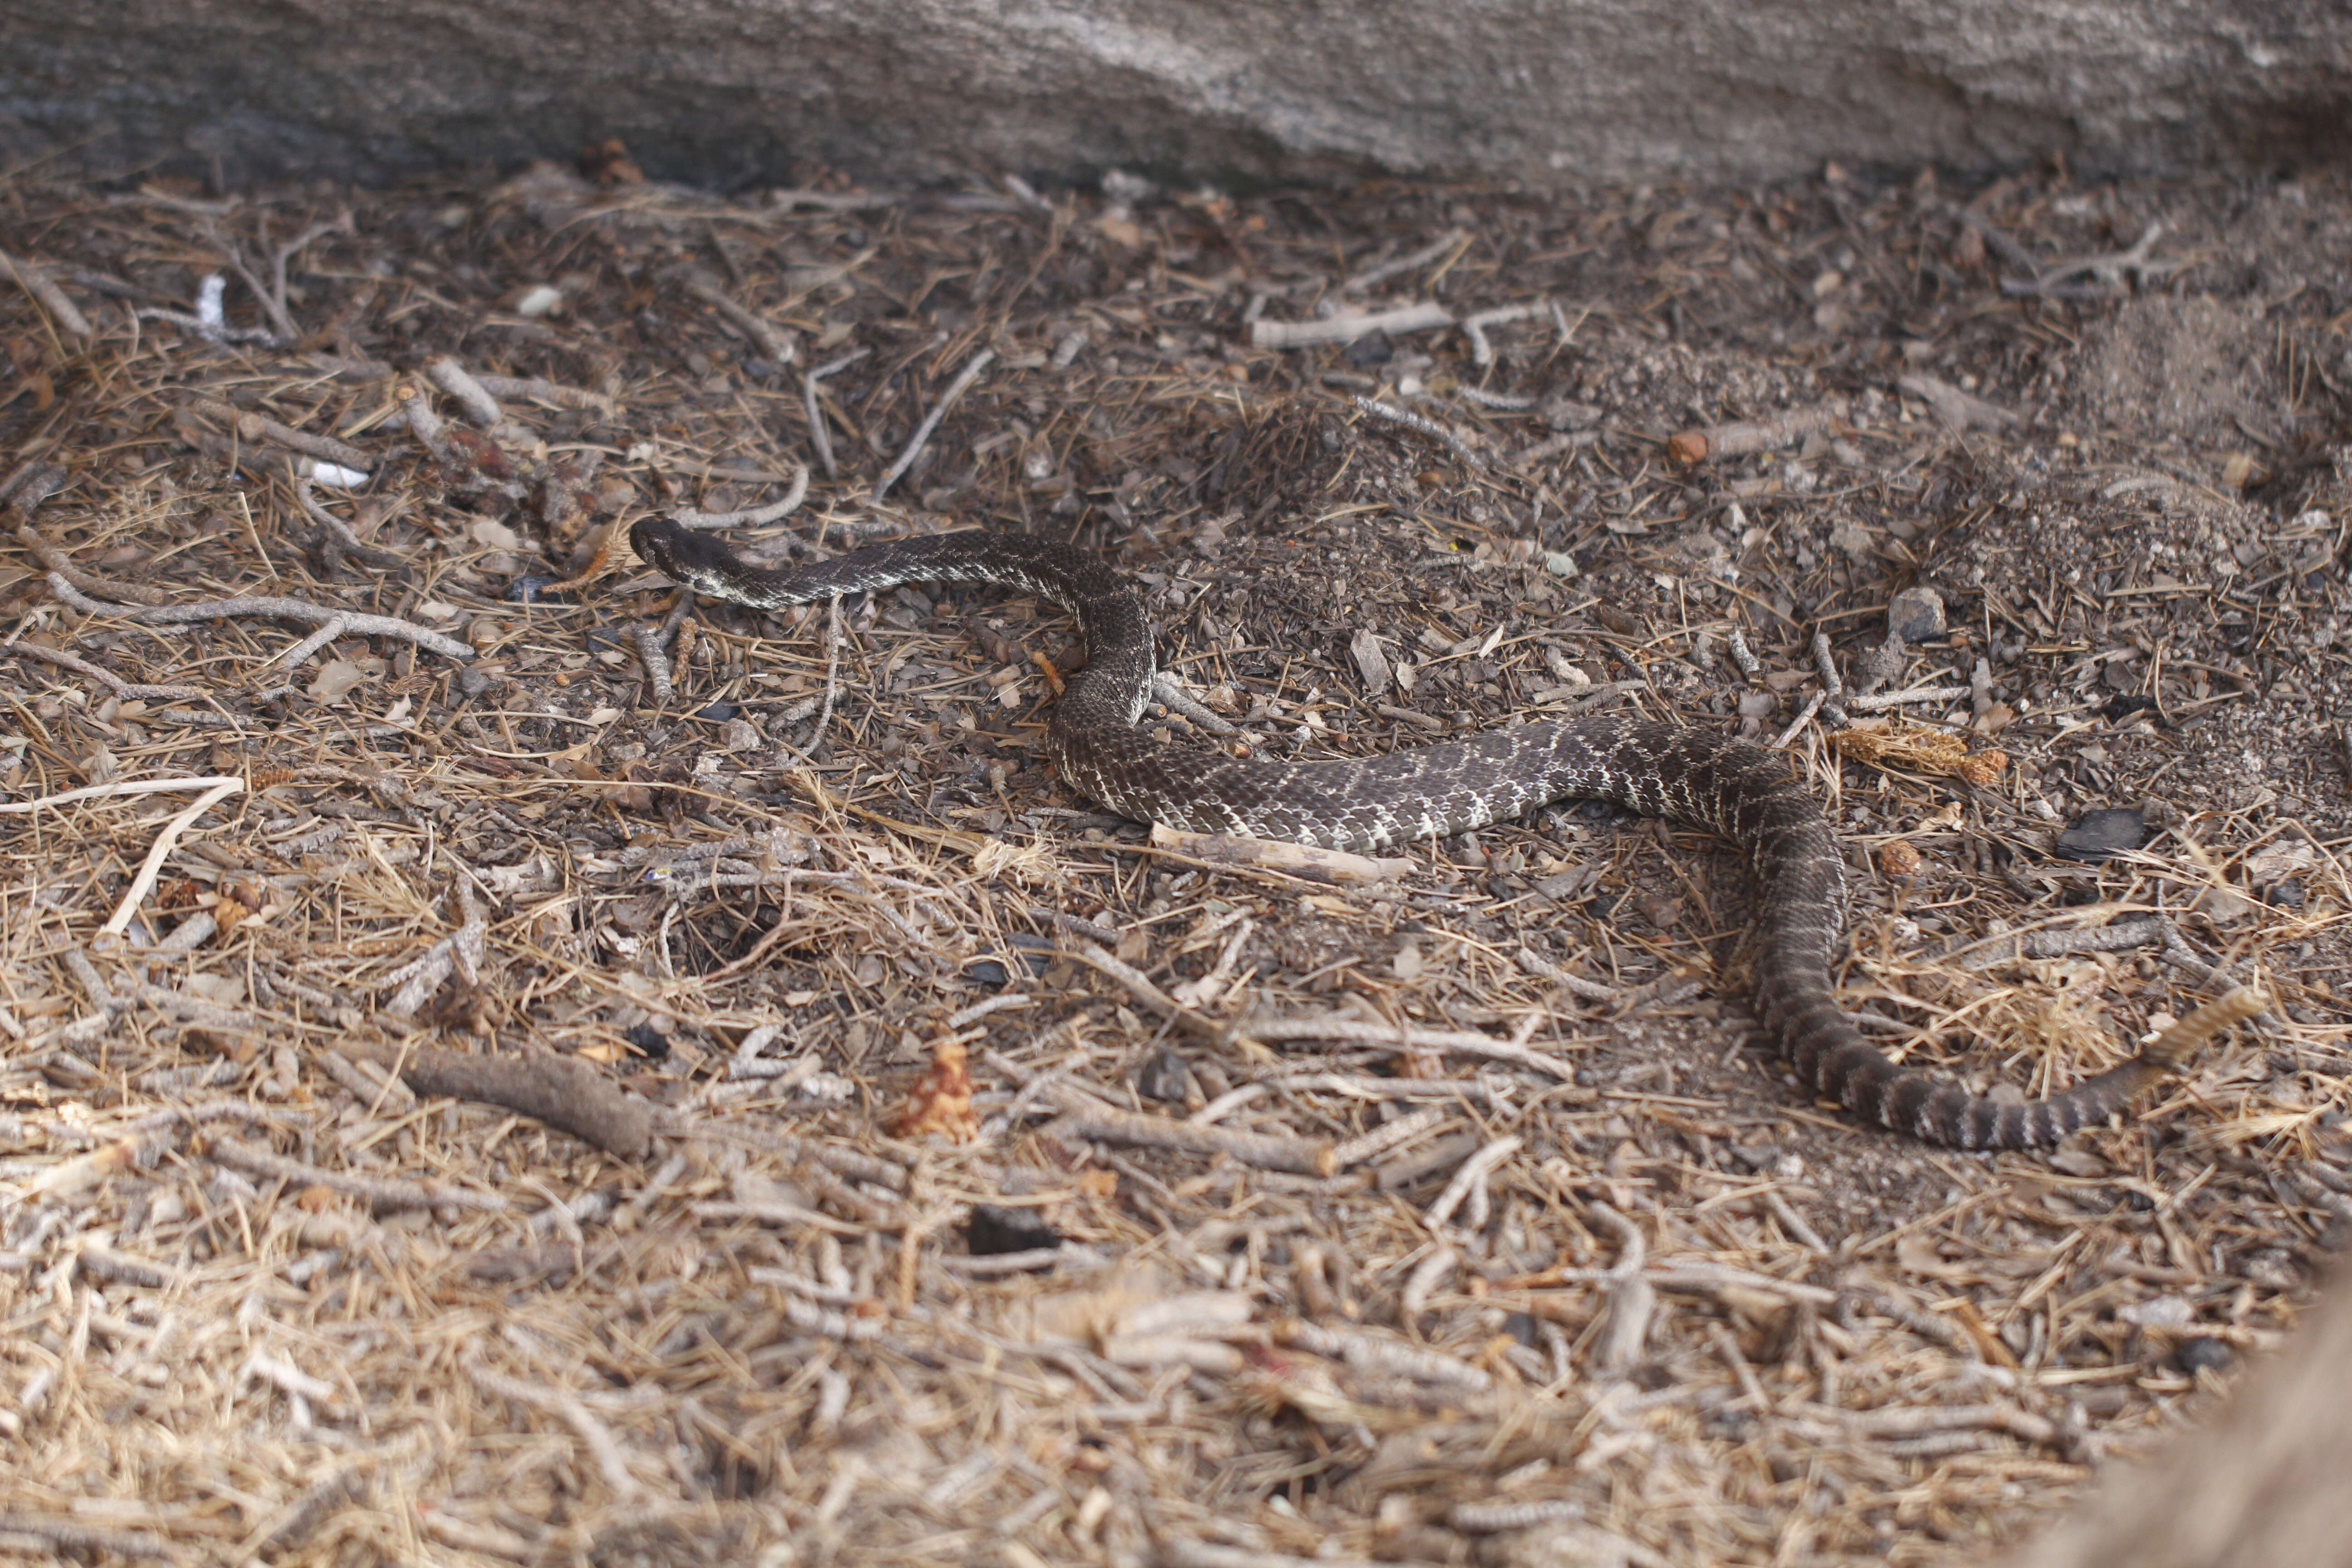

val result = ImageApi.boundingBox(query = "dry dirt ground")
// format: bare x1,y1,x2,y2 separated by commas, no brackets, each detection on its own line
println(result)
0,153,2348,1568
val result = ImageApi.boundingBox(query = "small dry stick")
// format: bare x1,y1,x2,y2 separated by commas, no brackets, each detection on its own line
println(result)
291,474,404,568
634,623,675,707
872,347,995,502
400,385,455,463
1455,383,1537,410
1952,916,2168,971
1769,691,1827,749
380,891,487,1016
245,215,352,342
1725,627,1764,682
1514,944,1621,1003
130,981,261,1033
0,642,205,701
1245,1014,1579,1081
349,1040,656,1160
1451,1501,1586,1532
139,270,275,344
1043,1089,1334,1176
425,356,503,427
1328,1105,1453,1167
1424,1134,1522,1230
211,1133,508,1213
50,575,474,661
0,774,244,817
803,346,870,478
469,371,614,413
1460,300,1549,368
772,593,844,769
1150,671,1240,735
1342,229,1469,294
98,779,243,936
1846,683,1971,713
1353,395,1485,469
0,251,94,340
1672,402,1847,462
681,270,798,365
1897,372,2019,433
1809,630,1851,725
466,1360,644,1500
1250,301,1453,349
188,397,372,471
252,614,350,696
0,1517,177,1562
671,464,809,528
1589,1200,1656,1374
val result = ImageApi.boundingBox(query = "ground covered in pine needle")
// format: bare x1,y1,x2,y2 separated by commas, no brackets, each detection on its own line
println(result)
0,152,2349,1567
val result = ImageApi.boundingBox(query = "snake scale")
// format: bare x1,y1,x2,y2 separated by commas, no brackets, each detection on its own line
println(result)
632,516,2196,1150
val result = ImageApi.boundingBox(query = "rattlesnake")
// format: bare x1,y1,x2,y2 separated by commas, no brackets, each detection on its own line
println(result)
631,516,2201,1149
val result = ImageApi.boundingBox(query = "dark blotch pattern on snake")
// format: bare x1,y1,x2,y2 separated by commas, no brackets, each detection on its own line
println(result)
632,516,2196,1149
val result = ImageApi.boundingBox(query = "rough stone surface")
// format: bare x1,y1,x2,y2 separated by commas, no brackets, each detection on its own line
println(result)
4,0,2349,190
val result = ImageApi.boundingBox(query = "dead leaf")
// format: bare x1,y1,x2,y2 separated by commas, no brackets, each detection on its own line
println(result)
307,659,367,702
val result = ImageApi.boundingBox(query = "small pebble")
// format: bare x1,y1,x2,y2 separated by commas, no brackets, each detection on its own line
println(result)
1886,585,1946,643
1134,1044,1190,1103
622,1022,670,1059
2052,807,2145,862
965,1204,1061,1256
504,574,570,605
2175,1336,2232,1375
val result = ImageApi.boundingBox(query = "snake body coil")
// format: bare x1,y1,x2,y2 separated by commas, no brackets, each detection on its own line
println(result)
632,517,2195,1149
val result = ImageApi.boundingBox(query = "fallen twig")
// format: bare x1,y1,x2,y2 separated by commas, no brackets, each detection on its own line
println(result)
1251,301,1453,349
1341,230,1468,294
1147,824,1410,885
210,1133,508,1213
49,575,474,661
1244,1013,1581,1081
680,269,798,366
343,1040,656,1160
671,463,809,528
468,371,615,413
1352,395,1485,469
1667,402,1847,465
1041,1088,1334,1175
0,251,94,340
1844,683,1972,713
1460,300,1548,367
0,773,244,817
103,778,242,936
872,346,994,502
466,1357,644,1501
1149,671,1240,736
1897,372,2019,433
424,355,504,428
0,641,206,701
803,346,870,479
187,397,373,472
291,474,406,569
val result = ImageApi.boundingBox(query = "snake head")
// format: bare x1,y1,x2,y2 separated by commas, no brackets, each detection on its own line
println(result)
629,515,715,576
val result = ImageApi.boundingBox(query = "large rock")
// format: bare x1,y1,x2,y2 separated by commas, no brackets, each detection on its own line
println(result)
2001,1272,2352,1568
4,0,2347,189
